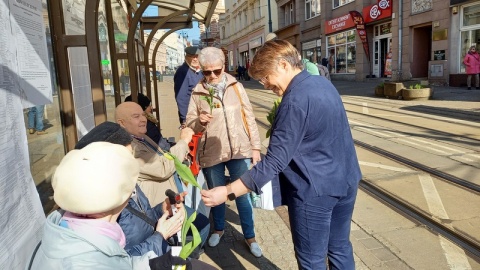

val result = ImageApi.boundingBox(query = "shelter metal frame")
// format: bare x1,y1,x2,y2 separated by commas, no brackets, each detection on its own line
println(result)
47,0,217,151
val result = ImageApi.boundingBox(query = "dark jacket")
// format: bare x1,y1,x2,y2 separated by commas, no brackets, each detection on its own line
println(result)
118,185,210,257
118,185,170,257
240,70,361,205
173,62,203,124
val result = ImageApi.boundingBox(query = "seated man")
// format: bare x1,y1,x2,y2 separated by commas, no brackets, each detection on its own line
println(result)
116,101,194,206
30,142,155,269
75,121,210,259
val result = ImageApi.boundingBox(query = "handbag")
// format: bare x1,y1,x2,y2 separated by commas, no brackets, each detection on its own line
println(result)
232,83,251,139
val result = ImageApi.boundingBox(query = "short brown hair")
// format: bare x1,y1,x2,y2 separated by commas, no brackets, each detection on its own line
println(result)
249,40,302,80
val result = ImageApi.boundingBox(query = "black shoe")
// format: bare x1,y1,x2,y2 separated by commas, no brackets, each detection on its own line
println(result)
188,247,204,259
468,87,471,90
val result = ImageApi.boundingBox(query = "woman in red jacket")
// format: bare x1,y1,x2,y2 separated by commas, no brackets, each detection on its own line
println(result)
463,45,480,90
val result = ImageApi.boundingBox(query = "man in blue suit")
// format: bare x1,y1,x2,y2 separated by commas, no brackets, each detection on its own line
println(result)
174,46,204,128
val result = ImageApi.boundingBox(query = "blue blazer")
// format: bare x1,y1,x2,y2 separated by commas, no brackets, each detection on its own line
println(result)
240,70,361,205
173,62,203,124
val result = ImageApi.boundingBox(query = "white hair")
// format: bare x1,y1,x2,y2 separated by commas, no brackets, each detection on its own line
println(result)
198,47,225,67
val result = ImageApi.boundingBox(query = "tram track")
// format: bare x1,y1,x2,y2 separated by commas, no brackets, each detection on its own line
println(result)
248,96,480,259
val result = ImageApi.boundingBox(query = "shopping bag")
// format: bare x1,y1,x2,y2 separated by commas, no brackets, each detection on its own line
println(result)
182,170,211,218
250,181,274,210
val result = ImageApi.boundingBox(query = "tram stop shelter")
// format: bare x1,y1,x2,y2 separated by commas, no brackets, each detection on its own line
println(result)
50,0,217,151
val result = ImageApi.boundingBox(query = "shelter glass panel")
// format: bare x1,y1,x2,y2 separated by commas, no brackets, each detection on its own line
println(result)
112,2,129,53
26,1,66,215
62,0,86,35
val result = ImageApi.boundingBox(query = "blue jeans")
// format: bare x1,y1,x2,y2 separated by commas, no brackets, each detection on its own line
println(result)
202,159,255,239
288,185,358,270
28,105,45,131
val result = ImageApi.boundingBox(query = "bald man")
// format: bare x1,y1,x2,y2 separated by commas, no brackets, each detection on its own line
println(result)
116,102,194,205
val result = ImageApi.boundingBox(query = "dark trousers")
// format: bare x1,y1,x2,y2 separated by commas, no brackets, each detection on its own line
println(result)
288,184,358,270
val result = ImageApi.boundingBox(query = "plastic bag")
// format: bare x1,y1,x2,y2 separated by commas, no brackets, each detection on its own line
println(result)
250,181,274,210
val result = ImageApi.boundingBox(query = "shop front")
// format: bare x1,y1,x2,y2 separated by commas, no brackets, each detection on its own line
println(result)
363,0,393,78
302,39,322,64
325,14,357,75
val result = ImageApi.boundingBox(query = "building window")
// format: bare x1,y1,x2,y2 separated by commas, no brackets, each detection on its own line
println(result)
326,29,356,74
306,0,320,20
258,0,262,18
333,0,354,9
460,3,480,73
244,10,248,27
284,2,295,25
302,39,322,64
462,3,480,27
239,12,242,29
222,26,226,39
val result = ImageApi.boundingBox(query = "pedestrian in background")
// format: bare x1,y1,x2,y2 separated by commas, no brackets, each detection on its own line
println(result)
174,46,203,127
28,105,48,135
463,45,480,90
201,40,362,270
186,47,263,257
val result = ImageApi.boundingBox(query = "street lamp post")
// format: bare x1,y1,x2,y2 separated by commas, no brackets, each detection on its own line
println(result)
267,0,272,32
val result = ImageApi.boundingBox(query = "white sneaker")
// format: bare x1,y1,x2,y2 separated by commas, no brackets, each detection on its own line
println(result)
208,232,224,247
246,240,262,257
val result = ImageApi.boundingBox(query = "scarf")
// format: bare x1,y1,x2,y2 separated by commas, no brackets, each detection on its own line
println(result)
61,211,127,248
205,74,228,100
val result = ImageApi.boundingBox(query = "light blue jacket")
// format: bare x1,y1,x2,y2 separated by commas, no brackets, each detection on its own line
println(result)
29,210,153,270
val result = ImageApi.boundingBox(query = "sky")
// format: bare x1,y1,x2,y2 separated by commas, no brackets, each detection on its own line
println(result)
144,6,200,41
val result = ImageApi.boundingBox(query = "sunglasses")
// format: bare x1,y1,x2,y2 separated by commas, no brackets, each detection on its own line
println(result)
202,69,223,76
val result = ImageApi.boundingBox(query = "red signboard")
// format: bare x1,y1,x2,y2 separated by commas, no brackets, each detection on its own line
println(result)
349,11,371,62
362,0,392,24
325,14,356,35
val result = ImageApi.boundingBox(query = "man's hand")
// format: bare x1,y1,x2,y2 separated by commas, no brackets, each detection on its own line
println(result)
180,127,194,144
251,150,261,166
199,111,213,126
201,186,228,207
156,204,186,240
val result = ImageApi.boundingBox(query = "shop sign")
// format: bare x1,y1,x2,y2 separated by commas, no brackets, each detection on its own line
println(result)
302,39,320,50
350,11,371,62
325,14,355,34
249,37,262,49
238,43,249,52
434,50,446,60
362,0,392,24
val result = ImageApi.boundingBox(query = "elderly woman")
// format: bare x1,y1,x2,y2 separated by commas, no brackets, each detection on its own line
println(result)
186,47,263,257
29,142,154,269
201,40,362,270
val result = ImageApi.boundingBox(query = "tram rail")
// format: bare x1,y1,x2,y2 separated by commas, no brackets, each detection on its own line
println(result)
248,96,480,260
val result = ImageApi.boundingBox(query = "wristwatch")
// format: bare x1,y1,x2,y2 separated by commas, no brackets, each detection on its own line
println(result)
226,184,236,201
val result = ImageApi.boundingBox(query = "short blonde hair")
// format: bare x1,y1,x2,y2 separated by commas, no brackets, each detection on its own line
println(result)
249,40,302,80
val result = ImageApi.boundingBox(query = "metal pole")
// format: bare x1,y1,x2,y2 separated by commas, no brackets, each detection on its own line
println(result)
397,0,403,81
267,0,273,33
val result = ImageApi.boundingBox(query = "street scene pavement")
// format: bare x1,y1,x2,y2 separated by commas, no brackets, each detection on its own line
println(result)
33,76,479,269
155,76,479,269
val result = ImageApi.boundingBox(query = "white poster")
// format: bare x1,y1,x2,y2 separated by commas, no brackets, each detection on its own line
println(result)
9,0,53,108
0,0,48,268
